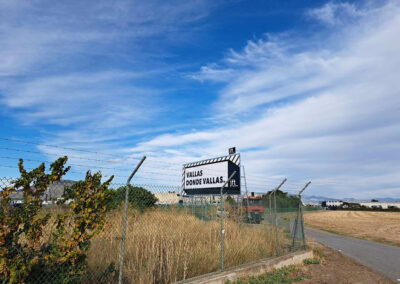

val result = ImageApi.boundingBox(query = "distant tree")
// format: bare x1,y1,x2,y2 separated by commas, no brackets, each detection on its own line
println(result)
262,190,300,209
321,201,327,207
371,199,379,202
106,185,157,211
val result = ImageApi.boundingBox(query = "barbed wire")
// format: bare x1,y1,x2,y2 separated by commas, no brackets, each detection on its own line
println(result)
0,145,247,177
0,137,320,188
0,146,139,166
0,137,144,161
0,157,313,190
0,137,298,182
0,160,311,190
0,154,281,184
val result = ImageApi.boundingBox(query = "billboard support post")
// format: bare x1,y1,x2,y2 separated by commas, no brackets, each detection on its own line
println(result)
273,178,287,257
242,165,250,222
220,170,237,272
119,156,146,284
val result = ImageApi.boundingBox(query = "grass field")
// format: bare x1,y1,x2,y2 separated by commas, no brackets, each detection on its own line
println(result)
88,208,288,284
304,210,400,246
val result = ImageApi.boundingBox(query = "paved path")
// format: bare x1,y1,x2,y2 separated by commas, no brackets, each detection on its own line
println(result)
306,227,400,282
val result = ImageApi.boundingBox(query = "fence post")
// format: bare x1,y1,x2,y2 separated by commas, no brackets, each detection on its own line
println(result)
291,182,310,251
291,201,301,251
272,178,287,257
269,194,271,215
301,182,310,250
118,156,146,284
300,201,306,250
220,171,237,272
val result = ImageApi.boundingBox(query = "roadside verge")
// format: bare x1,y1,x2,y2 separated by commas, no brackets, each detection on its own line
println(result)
175,250,313,284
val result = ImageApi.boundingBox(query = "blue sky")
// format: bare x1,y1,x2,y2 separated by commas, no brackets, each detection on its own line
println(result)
0,0,399,198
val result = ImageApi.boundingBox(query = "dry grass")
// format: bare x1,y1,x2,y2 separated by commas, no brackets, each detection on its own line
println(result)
88,207,284,284
304,211,400,246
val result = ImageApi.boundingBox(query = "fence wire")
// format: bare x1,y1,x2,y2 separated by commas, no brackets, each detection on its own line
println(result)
0,177,310,284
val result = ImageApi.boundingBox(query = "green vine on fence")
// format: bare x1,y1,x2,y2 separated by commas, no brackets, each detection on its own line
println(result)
0,157,114,283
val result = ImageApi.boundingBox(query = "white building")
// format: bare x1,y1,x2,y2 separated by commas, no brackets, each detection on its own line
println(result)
360,202,400,209
325,200,343,207
154,193,181,205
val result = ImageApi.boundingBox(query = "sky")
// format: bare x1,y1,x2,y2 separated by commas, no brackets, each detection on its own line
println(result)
0,0,399,199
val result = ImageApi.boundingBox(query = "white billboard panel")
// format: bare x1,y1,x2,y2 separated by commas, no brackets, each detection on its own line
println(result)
184,161,228,189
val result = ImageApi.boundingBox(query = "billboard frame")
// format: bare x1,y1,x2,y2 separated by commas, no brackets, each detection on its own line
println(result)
182,153,241,196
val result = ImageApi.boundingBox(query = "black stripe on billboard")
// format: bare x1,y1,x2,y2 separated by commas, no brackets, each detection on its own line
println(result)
183,153,240,169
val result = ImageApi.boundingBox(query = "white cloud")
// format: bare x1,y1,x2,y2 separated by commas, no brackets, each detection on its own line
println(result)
134,1,400,198
0,0,215,75
1,1,400,197
0,0,218,150
307,2,362,25
0,71,159,129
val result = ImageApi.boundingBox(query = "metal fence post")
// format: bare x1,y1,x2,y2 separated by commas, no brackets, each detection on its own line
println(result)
272,178,287,257
220,171,237,272
118,156,146,284
300,182,310,250
300,201,306,249
291,182,310,251
269,194,271,215
273,190,279,256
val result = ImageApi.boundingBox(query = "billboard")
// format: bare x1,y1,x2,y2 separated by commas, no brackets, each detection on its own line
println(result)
183,154,240,195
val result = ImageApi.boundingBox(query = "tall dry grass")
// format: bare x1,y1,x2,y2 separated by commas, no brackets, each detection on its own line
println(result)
88,207,287,284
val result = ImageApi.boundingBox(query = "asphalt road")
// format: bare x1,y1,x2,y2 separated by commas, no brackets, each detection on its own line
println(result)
306,227,400,282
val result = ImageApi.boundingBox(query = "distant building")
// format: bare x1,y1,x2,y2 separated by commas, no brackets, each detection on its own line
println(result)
325,200,343,207
154,192,181,205
44,180,75,201
7,180,76,205
360,202,400,209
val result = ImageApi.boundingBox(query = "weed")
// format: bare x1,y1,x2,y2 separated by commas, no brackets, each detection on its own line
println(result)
303,258,320,265
225,265,306,284
311,246,325,259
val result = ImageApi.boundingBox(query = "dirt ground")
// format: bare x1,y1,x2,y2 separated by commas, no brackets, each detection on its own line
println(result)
300,241,395,284
303,211,400,246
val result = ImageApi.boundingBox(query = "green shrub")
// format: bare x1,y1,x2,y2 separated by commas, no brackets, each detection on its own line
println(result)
0,157,114,283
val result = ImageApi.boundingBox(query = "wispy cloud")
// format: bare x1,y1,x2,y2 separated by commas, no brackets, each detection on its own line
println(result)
1,0,400,197
134,1,400,197
307,2,362,25
0,0,218,143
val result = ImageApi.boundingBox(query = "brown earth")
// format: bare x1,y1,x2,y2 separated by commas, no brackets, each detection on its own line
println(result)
300,241,395,284
303,211,400,246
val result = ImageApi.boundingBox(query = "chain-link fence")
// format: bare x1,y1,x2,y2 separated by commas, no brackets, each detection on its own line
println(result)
0,177,308,284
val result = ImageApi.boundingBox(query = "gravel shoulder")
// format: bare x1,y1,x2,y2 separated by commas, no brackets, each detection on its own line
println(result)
301,241,395,284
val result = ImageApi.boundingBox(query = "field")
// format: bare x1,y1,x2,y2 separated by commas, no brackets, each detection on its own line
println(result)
304,210,400,246
87,208,290,284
